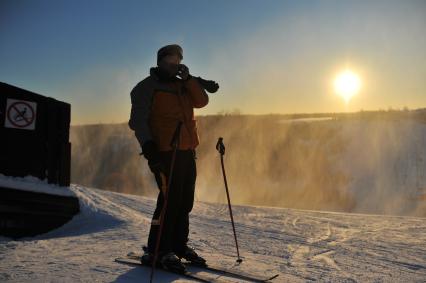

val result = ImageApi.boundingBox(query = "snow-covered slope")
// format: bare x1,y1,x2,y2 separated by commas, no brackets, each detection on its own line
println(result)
1,185,425,282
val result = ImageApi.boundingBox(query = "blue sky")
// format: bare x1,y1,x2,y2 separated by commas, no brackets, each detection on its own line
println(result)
1,0,425,124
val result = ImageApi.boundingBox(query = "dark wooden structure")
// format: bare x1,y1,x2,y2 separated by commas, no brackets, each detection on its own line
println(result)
0,82,71,184
0,187,80,238
0,82,79,238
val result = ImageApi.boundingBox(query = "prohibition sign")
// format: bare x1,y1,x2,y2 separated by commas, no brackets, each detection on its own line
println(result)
6,101,36,129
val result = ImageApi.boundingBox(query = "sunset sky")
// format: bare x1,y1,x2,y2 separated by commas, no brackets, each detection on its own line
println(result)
1,0,425,125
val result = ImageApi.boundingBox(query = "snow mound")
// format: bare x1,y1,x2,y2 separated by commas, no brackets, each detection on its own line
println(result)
0,174,75,197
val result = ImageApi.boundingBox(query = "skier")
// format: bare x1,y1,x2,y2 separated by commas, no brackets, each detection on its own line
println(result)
128,44,215,272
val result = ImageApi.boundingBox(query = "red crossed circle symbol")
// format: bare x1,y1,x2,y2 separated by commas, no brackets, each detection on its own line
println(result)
7,101,35,128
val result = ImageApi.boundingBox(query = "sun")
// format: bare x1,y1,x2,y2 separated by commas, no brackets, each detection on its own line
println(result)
333,70,361,103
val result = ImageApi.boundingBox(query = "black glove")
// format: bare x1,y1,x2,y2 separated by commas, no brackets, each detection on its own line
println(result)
197,76,219,93
142,141,169,194
177,64,191,81
141,140,165,174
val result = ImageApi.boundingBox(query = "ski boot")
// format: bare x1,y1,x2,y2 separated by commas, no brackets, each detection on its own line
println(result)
160,252,186,273
141,249,157,267
176,246,207,267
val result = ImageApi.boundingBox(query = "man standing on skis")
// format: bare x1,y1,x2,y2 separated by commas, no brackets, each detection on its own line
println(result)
128,44,218,272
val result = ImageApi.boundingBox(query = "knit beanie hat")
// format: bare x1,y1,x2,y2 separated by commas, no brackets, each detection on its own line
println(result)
157,44,183,65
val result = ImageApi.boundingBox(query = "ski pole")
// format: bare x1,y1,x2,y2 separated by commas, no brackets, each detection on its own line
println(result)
216,137,242,264
150,121,183,283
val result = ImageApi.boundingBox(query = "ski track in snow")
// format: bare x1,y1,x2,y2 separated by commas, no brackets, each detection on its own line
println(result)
0,185,425,282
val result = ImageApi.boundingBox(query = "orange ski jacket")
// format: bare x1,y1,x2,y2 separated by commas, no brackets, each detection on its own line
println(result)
129,68,209,151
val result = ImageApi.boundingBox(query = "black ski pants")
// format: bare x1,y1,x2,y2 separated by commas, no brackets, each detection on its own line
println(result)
147,149,196,255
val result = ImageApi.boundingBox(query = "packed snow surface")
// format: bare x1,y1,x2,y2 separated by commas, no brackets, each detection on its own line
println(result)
0,174,75,197
1,185,425,282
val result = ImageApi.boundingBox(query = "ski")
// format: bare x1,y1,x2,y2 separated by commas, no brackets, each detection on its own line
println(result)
114,257,213,283
186,262,279,283
127,252,279,282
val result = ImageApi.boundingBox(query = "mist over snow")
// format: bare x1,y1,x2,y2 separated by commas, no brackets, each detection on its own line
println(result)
71,114,426,217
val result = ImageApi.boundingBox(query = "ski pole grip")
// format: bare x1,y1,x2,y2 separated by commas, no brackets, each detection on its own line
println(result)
216,137,225,155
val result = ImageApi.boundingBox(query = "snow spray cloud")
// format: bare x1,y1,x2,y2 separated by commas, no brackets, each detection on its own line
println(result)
194,114,426,217
70,124,158,198
335,118,426,216
195,115,355,212
70,113,426,217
